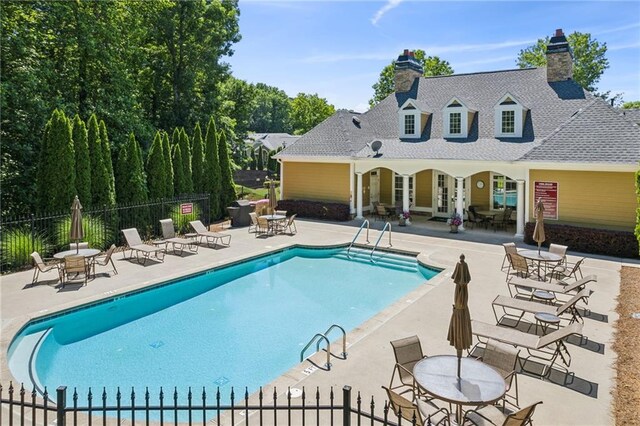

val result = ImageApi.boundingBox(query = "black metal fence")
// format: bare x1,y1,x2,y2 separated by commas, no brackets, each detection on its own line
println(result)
0,383,423,426
0,194,210,274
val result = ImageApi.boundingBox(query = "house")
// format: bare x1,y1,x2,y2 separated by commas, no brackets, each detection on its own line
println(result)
276,29,640,235
245,133,300,158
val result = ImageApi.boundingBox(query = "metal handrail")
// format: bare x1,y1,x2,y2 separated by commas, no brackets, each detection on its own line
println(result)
346,220,370,258
300,333,332,370
320,324,348,359
370,222,392,263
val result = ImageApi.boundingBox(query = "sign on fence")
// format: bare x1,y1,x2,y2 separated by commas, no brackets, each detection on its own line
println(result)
534,181,558,220
180,203,193,215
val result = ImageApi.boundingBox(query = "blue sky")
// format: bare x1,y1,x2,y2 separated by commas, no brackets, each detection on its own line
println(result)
228,1,640,112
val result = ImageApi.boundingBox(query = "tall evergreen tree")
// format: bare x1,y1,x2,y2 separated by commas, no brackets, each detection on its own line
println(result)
87,114,112,207
171,127,181,147
36,119,53,211
203,117,221,219
72,115,91,208
217,130,236,216
37,109,76,212
99,120,116,204
162,131,174,198
119,133,148,204
172,144,187,196
114,143,129,204
191,122,205,193
179,129,193,193
146,131,165,200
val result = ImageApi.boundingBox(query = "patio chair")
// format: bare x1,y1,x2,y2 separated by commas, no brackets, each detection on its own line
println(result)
546,257,585,282
160,219,199,256
471,320,583,378
500,243,518,272
466,208,485,230
275,210,287,216
30,252,62,285
60,255,89,287
382,386,450,426
69,242,89,250
506,274,597,300
463,401,542,426
389,335,428,397
189,220,231,248
256,216,270,237
479,339,520,410
121,228,165,265
248,212,259,234
90,244,118,277
279,214,297,235
376,204,393,221
548,243,568,266
505,253,531,280
492,207,513,232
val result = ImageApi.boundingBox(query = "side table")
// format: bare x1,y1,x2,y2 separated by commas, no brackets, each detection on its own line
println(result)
532,289,555,305
534,312,561,335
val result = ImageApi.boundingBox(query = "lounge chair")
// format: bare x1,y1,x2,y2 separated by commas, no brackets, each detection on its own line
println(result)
90,244,118,277
60,255,89,286
121,228,165,265
382,386,450,426
189,220,231,247
30,252,61,285
389,335,428,397
492,288,592,327
506,274,596,299
160,219,199,255
471,320,583,378
478,339,520,410
463,401,542,426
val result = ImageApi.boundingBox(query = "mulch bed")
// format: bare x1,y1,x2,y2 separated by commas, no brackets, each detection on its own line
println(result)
613,266,640,425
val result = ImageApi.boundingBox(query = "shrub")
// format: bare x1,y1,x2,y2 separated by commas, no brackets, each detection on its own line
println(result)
1,227,52,271
55,214,110,250
276,199,350,221
524,222,639,259
169,203,203,235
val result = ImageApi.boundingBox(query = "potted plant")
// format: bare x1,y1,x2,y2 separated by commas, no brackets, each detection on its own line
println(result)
447,213,462,233
399,211,411,226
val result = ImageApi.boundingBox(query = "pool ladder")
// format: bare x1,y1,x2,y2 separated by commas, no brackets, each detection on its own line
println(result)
346,220,369,258
346,220,392,262
300,324,348,370
370,222,392,263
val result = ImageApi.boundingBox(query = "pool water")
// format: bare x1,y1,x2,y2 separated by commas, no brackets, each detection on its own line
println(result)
9,247,438,408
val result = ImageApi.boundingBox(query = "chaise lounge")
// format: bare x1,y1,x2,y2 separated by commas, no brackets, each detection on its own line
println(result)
189,220,231,248
160,219,199,256
121,228,165,265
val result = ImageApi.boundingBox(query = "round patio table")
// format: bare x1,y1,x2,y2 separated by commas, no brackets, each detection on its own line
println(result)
53,248,101,260
413,355,506,424
520,250,563,281
259,214,287,234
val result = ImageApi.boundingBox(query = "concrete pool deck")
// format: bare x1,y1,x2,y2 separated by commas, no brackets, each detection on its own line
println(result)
0,219,633,425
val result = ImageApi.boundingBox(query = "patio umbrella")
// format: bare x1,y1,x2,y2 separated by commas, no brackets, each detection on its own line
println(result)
447,253,472,381
533,198,546,254
70,195,84,253
268,180,277,215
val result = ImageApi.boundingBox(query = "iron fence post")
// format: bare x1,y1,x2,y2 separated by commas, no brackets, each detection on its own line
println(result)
57,386,66,426
30,214,36,253
103,205,108,250
343,385,351,426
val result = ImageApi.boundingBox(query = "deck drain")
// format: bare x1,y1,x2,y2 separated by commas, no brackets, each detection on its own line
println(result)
288,388,302,398
632,312,640,319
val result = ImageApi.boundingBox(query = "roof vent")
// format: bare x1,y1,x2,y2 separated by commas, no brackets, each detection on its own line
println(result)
369,140,383,156
352,116,361,126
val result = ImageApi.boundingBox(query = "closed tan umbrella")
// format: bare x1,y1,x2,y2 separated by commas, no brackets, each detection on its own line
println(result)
533,198,546,254
268,180,277,216
447,253,472,380
70,195,84,253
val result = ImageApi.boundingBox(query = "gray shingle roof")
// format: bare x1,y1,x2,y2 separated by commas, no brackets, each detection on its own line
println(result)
618,109,640,125
278,67,640,165
246,133,300,151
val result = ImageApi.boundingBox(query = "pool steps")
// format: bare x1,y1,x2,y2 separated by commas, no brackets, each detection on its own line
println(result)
334,248,419,273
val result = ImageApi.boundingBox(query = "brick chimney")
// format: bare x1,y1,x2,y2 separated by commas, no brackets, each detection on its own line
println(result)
394,49,423,92
546,29,573,82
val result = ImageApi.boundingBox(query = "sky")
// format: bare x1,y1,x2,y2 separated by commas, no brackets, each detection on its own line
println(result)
227,0,640,112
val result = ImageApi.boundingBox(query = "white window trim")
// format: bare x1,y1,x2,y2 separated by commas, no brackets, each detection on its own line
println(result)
490,172,517,210
442,97,469,138
398,99,422,139
494,93,526,138
392,172,415,203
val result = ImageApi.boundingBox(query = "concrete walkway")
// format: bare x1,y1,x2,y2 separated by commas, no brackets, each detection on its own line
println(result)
0,218,631,425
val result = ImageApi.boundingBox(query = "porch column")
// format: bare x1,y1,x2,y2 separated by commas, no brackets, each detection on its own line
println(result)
402,174,410,213
278,160,284,200
356,172,363,219
455,176,465,230
349,163,355,215
515,179,525,238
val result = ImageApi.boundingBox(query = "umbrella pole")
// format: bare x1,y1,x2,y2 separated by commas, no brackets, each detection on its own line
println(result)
456,349,462,380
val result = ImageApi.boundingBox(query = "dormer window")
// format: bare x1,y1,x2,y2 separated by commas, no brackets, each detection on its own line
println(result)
494,94,527,138
404,114,415,135
443,98,472,138
398,100,427,139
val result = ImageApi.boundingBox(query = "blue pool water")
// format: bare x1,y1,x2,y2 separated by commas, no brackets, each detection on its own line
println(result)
9,246,438,409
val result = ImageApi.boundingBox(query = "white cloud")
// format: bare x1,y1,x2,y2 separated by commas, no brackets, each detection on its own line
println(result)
454,55,516,70
371,0,404,25
608,42,640,51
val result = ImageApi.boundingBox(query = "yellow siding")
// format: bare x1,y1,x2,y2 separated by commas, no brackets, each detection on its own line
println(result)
415,170,432,208
471,172,491,208
283,162,350,203
529,170,636,230
380,168,393,204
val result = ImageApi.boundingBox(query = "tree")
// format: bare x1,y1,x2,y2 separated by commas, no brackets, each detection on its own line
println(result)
178,129,193,193
369,50,454,107
203,117,221,219
117,133,148,205
250,83,292,133
162,131,174,198
517,32,609,92
217,130,237,216
72,115,91,208
622,101,640,109
289,93,336,135
146,131,165,200
172,144,187,196
99,120,116,205
191,122,205,193
87,114,113,208
36,110,76,213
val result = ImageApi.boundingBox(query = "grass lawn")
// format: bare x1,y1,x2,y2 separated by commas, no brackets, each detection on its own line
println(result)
235,185,280,201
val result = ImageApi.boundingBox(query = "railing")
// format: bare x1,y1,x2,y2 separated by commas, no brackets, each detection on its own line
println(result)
300,333,332,370
346,220,370,258
0,194,210,274
0,382,419,426
321,324,348,360
370,222,392,263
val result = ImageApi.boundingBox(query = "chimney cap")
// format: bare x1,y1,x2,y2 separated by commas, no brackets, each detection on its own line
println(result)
555,28,564,37
403,49,409,56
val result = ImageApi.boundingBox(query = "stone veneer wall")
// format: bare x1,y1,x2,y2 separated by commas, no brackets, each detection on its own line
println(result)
546,51,573,82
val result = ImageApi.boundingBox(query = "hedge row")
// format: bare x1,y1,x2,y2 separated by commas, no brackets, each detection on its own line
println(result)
524,222,639,259
276,199,351,221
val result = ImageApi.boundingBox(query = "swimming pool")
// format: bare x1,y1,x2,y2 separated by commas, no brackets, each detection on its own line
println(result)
9,246,439,407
